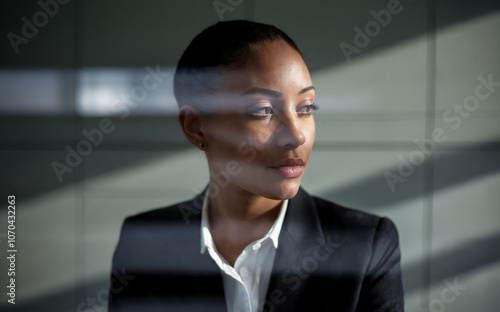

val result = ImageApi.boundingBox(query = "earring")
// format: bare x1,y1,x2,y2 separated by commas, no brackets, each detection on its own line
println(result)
198,142,204,149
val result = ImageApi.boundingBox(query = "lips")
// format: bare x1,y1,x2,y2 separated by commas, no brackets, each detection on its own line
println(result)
271,158,305,178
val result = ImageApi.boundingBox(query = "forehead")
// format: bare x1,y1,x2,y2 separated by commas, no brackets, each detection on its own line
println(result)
244,40,309,84
215,40,312,95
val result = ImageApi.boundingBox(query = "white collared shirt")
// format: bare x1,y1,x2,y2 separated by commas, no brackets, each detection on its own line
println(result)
200,191,288,312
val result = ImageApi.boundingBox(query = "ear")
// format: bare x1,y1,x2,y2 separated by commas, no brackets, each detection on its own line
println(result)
178,105,205,148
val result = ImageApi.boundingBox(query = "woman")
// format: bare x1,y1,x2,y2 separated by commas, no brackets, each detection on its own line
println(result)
109,20,404,312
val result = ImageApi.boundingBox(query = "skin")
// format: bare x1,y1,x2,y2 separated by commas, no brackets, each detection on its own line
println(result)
178,39,316,266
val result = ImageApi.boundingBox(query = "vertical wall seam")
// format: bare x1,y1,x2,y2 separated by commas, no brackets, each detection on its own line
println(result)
421,0,437,308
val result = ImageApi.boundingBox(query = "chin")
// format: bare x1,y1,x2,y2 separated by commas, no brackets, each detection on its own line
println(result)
263,180,302,200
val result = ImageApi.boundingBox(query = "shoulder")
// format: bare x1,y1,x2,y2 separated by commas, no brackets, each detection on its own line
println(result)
122,193,204,227
305,192,402,277
312,194,397,231
306,192,400,248
116,195,204,247
112,196,204,269
305,197,405,309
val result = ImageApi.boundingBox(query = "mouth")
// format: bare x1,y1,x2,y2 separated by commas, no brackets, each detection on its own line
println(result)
270,158,305,178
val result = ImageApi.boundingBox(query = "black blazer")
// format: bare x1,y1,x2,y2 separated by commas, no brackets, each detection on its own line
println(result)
108,187,404,312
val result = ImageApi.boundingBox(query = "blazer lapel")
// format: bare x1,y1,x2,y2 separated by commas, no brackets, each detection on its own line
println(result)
263,188,325,312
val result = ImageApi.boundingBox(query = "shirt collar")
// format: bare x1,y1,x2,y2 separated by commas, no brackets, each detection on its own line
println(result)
200,190,288,254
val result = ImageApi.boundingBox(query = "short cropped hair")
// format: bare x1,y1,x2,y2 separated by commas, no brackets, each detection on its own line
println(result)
173,20,302,109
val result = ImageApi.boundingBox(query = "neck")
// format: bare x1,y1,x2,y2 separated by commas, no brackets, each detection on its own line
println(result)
208,182,282,221
207,182,283,246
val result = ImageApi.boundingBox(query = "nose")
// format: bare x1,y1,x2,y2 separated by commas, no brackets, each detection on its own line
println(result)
274,112,306,149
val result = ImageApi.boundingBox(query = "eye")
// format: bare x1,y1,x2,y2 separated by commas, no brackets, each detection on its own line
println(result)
298,103,319,115
250,106,275,118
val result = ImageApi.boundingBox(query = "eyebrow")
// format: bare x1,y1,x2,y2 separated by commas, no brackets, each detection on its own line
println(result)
240,86,315,97
298,86,315,95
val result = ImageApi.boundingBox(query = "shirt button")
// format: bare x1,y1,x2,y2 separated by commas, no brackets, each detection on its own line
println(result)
252,243,261,251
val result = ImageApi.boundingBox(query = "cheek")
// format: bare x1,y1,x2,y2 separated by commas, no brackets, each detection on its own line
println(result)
309,120,316,146
241,128,273,157
232,129,275,170
301,119,316,160
204,117,240,148
205,119,272,160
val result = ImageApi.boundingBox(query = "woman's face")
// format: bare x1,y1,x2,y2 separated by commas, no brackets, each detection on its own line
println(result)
201,39,316,200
